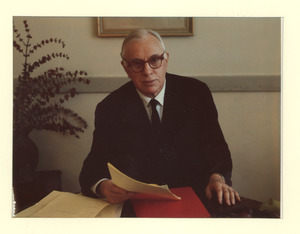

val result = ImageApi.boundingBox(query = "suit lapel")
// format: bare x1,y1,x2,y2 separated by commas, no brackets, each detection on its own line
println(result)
162,74,184,128
122,83,151,128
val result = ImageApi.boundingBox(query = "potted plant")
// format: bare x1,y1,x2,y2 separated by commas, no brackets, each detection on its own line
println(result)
13,19,90,211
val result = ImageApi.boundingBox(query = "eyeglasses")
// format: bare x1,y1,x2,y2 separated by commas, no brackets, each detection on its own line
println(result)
122,52,167,73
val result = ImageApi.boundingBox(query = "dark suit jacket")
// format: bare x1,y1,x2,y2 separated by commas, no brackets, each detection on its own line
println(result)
79,73,232,198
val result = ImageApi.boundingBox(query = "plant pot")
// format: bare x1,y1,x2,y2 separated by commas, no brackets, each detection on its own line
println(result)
13,130,39,184
13,130,40,212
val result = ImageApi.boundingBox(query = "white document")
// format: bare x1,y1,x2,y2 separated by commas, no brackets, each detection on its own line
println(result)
14,190,123,218
108,163,181,200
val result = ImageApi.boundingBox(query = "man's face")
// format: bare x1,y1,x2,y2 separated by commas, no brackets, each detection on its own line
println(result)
121,34,169,98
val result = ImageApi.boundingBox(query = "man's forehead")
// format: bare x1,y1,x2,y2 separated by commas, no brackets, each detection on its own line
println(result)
122,35,163,58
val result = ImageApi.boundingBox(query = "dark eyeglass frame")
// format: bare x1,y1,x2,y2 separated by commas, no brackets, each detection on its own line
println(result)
122,52,167,73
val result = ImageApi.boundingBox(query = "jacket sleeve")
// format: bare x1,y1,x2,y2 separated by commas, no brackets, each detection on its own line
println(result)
199,83,232,186
79,101,115,197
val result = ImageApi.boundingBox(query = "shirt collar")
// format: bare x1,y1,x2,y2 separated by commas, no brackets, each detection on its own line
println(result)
136,79,166,107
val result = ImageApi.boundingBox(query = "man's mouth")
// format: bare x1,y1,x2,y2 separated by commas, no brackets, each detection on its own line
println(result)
143,80,156,85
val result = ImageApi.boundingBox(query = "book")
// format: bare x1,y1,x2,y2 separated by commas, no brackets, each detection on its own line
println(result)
107,163,210,218
131,186,210,218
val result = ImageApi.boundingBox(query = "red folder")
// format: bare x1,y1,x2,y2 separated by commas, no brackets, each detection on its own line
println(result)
130,187,210,218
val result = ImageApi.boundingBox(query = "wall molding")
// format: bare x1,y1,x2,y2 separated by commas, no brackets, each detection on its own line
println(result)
70,75,281,93
13,75,281,93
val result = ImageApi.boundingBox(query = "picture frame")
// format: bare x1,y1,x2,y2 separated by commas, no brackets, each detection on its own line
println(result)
97,17,193,37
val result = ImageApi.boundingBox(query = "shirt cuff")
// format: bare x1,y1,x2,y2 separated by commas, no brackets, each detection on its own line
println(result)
91,178,109,197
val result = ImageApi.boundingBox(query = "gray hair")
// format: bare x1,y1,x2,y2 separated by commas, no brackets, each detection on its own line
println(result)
120,29,166,58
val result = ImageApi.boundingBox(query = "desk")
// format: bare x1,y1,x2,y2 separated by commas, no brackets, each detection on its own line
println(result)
204,197,279,218
121,196,280,218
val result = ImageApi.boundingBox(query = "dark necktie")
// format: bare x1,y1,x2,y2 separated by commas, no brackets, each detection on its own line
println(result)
150,99,161,129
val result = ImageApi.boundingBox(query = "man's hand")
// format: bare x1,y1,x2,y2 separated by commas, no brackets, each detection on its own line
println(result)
205,174,241,206
97,180,135,204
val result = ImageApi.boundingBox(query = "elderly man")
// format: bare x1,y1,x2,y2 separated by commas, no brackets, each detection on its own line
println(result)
79,29,240,206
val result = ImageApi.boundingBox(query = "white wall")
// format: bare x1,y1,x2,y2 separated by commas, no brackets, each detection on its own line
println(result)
13,17,281,202
214,92,280,201
13,17,280,77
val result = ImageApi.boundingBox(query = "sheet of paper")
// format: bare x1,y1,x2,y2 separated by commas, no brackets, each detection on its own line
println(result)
108,163,181,200
15,190,123,218
96,202,123,218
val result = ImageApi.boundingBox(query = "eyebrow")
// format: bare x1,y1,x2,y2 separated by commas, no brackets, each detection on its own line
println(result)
130,53,162,62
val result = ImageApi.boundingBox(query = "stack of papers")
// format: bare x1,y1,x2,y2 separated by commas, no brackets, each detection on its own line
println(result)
14,191,123,218
108,163,181,200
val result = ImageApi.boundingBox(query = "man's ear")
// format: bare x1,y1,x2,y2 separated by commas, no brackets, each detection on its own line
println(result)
121,60,126,69
165,52,170,63
162,52,169,67
121,60,131,79
163,52,169,69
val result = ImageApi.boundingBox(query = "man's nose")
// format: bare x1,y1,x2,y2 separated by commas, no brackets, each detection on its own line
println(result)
142,62,153,74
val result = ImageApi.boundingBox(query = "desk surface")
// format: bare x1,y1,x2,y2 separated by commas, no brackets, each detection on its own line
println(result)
121,196,279,218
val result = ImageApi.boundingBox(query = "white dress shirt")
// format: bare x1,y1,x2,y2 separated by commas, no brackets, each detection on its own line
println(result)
136,80,166,122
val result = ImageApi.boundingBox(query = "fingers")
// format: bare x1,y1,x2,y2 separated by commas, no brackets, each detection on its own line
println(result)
109,183,128,195
205,186,213,200
223,188,233,206
217,187,224,204
99,180,135,204
230,189,236,205
223,187,240,206
234,190,241,202
221,187,236,206
107,191,134,204
221,188,233,206
206,180,240,206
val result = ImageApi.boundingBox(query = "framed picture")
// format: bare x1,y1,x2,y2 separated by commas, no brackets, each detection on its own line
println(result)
97,17,193,37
